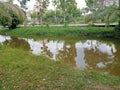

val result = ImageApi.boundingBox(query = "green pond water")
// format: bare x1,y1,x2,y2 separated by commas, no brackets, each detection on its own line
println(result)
0,35,120,76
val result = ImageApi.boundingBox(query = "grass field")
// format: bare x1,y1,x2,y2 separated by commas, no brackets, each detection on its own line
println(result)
0,45,120,90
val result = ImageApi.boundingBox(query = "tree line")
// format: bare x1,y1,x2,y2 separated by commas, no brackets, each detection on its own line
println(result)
0,0,119,29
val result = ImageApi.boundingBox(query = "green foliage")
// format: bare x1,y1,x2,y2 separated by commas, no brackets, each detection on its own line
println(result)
45,22,50,28
43,9,81,24
0,27,115,38
85,0,98,12
88,22,94,27
30,12,38,19
114,25,120,38
85,0,119,27
95,5,119,26
55,0,77,24
0,2,25,29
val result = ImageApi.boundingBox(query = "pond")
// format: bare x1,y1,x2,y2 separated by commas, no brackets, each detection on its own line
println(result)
0,35,120,76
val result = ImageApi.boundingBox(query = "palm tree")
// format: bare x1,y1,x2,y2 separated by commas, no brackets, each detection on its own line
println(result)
85,0,120,27
0,2,12,26
0,1,25,29
94,5,119,27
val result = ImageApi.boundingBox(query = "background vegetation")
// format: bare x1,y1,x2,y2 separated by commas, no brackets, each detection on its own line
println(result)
0,0,119,28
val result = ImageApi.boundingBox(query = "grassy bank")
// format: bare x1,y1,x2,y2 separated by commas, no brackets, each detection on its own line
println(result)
0,45,120,90
0,27,116,37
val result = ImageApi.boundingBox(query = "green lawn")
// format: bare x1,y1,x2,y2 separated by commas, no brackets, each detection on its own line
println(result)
0,45,120,90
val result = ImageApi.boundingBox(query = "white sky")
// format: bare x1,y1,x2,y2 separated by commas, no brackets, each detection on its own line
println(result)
13,0,86,10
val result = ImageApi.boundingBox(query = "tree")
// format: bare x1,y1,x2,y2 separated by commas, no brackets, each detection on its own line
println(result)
85,0,98,12
57,0,67,24
85,0,118,12
52,0,59,24
85,0,119,27
0,1,25,29
18,0,30,10
56,0,77,24
30,12,38,25
36,0,50,24
67,0,77,23
81,8,89,23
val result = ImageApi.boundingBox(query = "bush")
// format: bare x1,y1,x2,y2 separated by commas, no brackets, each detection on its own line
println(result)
114,25,120,38
88,22,94,27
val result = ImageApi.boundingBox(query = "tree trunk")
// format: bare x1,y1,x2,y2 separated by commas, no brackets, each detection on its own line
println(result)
64,13,66,24
41,17,43,25
54,8,57,24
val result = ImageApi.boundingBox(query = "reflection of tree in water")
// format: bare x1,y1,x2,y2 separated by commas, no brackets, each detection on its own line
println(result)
40,39,77,66
58,43,77,67
84,40,120,76
84,49,113,70
106,42,120,76
5,37,30,51
41,39,52,57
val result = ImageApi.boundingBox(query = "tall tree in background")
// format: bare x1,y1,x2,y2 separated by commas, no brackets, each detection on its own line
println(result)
57,0,77,24
36,0,49,24
67,0,77,23
52,0,59,24
85,0,98,12
57,0,67,24
18,0,30,10
81,7,89,23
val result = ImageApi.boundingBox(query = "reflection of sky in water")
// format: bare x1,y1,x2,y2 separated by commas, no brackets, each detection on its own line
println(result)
0,35,11,44
24,39,43,55
97,62,106,68
97,44,116,56
75,40,116,69
22,38,117,69
45,41,64,59
23,38,64,59
75,47,87,68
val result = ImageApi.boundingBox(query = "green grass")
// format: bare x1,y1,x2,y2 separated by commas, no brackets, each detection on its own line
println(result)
0,45,120,90
0,27,115,37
